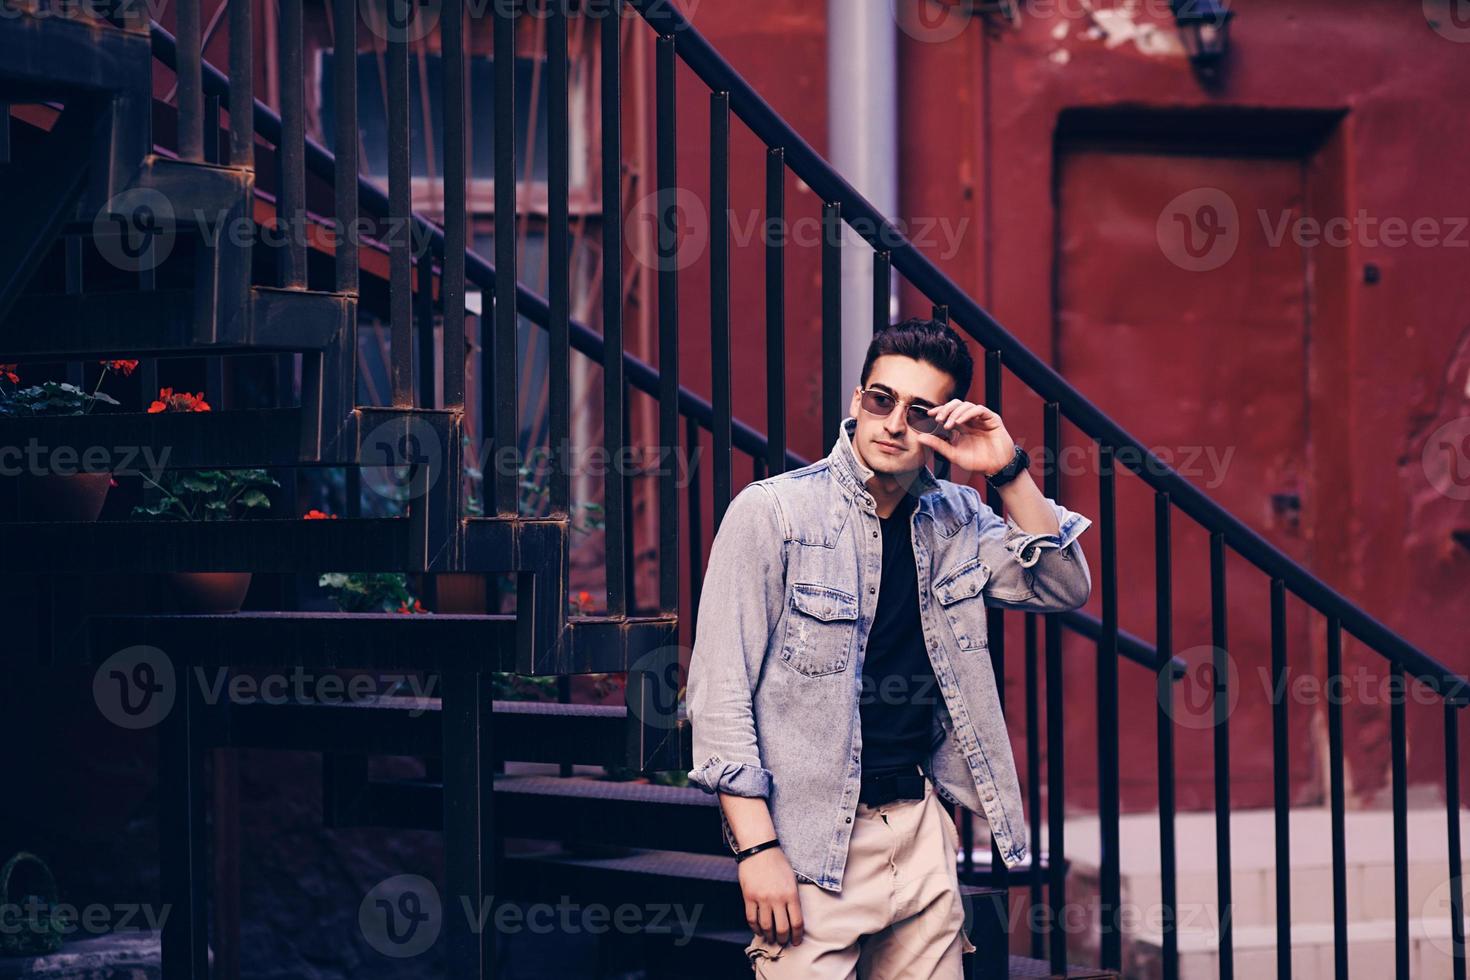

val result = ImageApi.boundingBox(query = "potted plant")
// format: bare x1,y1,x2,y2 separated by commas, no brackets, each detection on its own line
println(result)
0,360,136,521
318,570,429,615
132,468,278,613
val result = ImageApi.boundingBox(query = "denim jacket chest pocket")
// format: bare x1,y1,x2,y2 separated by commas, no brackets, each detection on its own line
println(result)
780,582,860,677
932,556,992,651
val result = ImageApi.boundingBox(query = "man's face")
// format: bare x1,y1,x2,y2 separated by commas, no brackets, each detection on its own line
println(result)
847,355,955,480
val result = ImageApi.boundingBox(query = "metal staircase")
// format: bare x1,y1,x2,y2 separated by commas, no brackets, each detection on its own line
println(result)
0,2,1464,979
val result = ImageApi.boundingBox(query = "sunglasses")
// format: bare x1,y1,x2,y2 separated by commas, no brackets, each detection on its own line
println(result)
858,386,947,436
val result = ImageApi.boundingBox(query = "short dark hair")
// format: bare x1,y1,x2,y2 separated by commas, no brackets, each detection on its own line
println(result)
859,317,974,404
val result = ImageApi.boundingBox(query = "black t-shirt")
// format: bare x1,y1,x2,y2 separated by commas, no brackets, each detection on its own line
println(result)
859,490,938,772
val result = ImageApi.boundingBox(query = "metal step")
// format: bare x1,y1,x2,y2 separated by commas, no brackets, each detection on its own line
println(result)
108,155,254,230
0,11,150,100
80,609,675,674
0,286,349,359
499,847,1011,977
0,407,313,469
210,697,690,770
332,773,719,842
0,403,460,471
1,516,412,573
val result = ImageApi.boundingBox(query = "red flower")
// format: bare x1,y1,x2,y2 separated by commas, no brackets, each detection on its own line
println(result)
99,359,140,376
147,388,212,413
395,599,426,615
0,364,17,385
303,509,338,520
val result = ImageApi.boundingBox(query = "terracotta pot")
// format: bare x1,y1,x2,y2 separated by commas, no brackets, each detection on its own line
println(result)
167,572,253,613
15,471,112,522
431,573,490,613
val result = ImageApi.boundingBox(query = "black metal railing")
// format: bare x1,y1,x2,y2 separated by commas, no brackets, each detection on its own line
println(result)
140,2,1469,978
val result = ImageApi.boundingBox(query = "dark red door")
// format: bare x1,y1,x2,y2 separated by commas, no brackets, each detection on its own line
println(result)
1055,148,1318,812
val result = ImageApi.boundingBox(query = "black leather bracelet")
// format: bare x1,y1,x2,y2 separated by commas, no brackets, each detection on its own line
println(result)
734,838,780,862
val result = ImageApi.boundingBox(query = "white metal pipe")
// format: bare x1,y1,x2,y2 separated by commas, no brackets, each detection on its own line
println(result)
828,0,898,397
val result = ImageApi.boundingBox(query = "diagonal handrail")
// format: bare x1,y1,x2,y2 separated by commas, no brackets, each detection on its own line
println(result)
628,0,1467,700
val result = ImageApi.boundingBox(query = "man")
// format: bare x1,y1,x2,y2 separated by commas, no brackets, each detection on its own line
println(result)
684,317,1094,977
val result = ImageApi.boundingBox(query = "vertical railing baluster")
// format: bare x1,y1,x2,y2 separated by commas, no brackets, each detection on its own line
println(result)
710,90,731,529
278,0,307,288
441,0,465,410
1210,531,1234,979
159,679,207,978
985,349,1009,893
685,415,704,635
1446,700,1467,980
872,250,890,333
229,0,254,169
1025,609,1043,959
1098,444,1120,970
655,32,679,611
203,94,219,164
64,238,81,389
622,382,637,613
176,0,203,162
764,147,786,479
547,4,570,514
1271,578,1291,980
1043,401,1067,975
1155,492,1178,980
931,306,951,479
600,0,625,611
492,0,521,519
821,201,841,444
1328,616,1349,980
387,26,413,406
416,249,436,407
1392,659,1410,980
331,0,356,290
442,672,492,980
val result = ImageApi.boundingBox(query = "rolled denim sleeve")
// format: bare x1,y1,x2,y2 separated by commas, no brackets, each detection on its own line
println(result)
684,482,785,799
970,487,1093,612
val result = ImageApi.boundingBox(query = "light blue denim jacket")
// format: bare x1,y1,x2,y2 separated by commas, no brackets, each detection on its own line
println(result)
684,415,1093,893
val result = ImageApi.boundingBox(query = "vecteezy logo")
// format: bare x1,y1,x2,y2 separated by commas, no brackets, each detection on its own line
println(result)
1156,187,1240,272
93,188,177,273
891,0,972,44
1160,645,1239,731
1418,873,1466,956
360,0,441,44
625,645,686,731
360,414,444,504
360,875,442,958
1423,417,1470,501
1425,0,1470,42
628,187,708,273
94,646,176,730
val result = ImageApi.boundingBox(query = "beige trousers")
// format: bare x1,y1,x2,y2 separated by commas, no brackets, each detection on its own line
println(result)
743,778,977,979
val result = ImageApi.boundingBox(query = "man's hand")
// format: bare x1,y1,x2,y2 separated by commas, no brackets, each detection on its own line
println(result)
913,399,1016,478
738,847,804,946
914,399,1059,536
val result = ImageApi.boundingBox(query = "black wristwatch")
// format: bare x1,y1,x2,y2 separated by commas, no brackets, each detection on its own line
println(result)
985,445,1030,488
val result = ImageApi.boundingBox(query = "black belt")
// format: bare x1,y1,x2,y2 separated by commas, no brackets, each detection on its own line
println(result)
858,764,926,806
